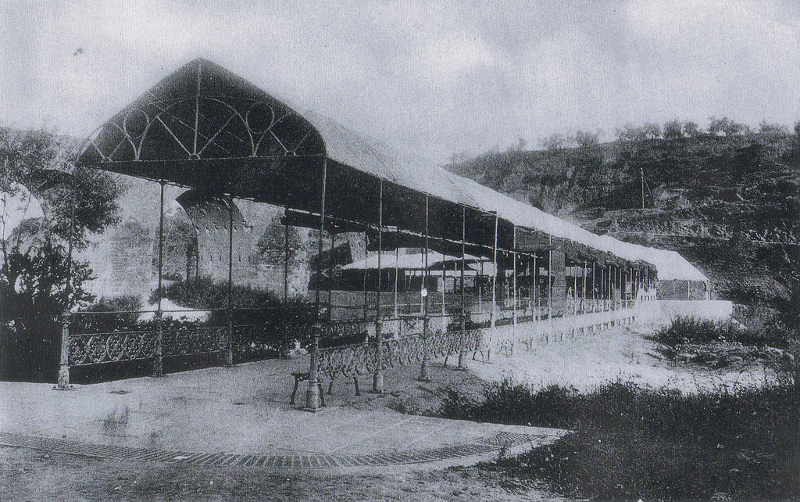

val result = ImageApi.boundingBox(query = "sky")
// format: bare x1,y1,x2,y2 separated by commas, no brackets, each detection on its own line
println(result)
1,0,799,164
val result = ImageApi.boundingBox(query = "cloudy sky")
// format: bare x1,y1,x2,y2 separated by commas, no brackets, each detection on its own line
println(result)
2,0,798,163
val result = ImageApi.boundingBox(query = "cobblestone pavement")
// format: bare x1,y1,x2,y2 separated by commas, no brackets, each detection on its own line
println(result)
0,429,557,471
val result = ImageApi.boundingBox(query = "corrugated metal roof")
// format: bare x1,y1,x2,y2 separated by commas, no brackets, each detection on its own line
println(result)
75,57,708,284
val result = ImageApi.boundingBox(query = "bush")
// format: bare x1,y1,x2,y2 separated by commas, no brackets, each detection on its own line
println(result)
441,379,580,429
74,296,143,333
654,316,742,346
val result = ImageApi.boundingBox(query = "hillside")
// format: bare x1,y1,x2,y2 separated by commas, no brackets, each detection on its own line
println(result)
446,128,800,331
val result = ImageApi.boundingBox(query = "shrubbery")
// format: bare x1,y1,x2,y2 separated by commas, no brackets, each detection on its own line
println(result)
653,316,742,346
152,277,315,328
654,315,797,349
441,378,799,500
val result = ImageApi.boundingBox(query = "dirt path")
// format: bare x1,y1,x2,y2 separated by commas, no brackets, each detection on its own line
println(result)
466,322,775,393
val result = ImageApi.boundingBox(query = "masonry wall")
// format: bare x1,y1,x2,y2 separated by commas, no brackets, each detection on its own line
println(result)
79,174,309,302
657,280,708,300
549,249,568,316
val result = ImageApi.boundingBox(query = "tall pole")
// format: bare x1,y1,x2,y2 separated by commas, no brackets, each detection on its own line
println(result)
307,158,327,411
592,260,597,310
57,172,77,389
328,232,335,321
547,236,552,319
282,208,289,358
393,246,399,318
582,260,587,314
153,180,165,378
526,254,532,315
461,207,466,328
641,167,645,210
478,261,483,316
532,254,537,321
491,212,498,328
373,180,384,394
225,196,234,366
363,230,369,320
512,228,517,327
418,196,430,381
441,250,446,318
458,206,467,370
572,262,577,316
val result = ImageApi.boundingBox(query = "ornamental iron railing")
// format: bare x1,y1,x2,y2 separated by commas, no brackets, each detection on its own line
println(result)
316,327,483,381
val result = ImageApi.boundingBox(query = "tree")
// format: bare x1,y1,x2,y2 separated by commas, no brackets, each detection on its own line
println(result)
257,210,305,267
663,120,684,140
541,133,566,151
708,116,746,136
683,121,701,137
642,122,662,140
616,124,646,143
574,129,600,149
758,120,788,137
1,128,123,380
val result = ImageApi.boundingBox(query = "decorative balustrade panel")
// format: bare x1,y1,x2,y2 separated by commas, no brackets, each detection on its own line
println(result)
69,326,230,366
426,329,483,359
318,343,377,379
69,330,158,366
162,326,230,357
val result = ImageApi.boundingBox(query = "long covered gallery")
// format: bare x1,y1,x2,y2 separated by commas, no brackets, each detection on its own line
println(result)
61,58,708,408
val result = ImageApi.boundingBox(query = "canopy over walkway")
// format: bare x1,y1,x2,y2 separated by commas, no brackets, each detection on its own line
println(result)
76,57,676,274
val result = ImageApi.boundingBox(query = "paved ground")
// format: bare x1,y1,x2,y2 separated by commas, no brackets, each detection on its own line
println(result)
0,357,563,472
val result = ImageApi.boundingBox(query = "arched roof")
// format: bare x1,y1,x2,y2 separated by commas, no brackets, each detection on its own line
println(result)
76,57,709,282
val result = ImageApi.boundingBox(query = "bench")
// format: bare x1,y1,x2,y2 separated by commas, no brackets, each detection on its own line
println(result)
289,330,370,405
290,371,326,407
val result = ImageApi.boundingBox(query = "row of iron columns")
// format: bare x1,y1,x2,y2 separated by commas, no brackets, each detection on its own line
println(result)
55,165,652,399
302,161,653,411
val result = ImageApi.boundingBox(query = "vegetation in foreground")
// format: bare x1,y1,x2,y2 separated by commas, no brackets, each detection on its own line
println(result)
439,317,800,500
442,377,798,501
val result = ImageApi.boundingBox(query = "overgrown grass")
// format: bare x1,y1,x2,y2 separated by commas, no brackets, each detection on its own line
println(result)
654,315,797,349
442,378,799,500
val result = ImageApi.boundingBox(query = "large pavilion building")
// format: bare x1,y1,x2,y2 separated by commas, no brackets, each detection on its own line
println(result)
29,58,714,401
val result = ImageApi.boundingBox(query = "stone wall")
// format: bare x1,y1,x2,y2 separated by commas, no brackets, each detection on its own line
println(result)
78,174,310,302
657,280,709,300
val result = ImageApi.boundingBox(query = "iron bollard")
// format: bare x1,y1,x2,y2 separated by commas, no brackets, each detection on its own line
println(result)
153,309,163,377
56,311,71,389
372,320,384,394
305,323,321,411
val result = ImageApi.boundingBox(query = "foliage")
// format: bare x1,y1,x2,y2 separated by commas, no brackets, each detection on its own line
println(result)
256,210,305,266
1,128,123,380
441,380,579,429
662,119,684,140
653,316,742,346
442,378,799,501
655,315,798,352
1,128,123,309
73,296,143,334
152,277,315,328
